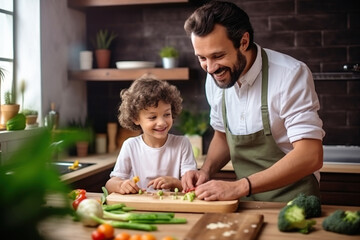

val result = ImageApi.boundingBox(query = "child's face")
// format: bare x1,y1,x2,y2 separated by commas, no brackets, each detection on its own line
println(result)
134,100,173,147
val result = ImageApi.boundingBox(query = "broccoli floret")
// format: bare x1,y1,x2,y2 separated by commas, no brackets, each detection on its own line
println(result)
322,210,360,235
278,204,316,234
287,193,322,218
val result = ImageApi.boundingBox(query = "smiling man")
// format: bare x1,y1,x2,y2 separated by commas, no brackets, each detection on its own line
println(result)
181,1,325,202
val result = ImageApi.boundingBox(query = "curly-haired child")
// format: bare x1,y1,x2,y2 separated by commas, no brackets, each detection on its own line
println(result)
105,75,197,194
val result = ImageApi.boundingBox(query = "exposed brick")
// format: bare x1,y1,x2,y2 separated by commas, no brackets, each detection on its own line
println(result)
348,80,360,95
348,111,360,126
256,31,295,48
319,111,347,127
350,13,360,29
241,0,294,17
271,14,347,31
322,126,360,145
349,46,360,62
315,80,347,95
296,31,321,47
297,0,360,14
321,95,360,111
85,0,360,146
281,47,347,63
251,17,270,32
323,30,360,46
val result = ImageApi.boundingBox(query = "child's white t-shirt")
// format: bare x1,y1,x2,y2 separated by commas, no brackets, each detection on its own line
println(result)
110,134,197,189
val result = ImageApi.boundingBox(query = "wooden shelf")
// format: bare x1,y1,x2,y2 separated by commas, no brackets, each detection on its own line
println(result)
69,68,189,81
68,0,188,8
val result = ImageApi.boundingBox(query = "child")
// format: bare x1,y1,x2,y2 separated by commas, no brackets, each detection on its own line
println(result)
105,75,197,194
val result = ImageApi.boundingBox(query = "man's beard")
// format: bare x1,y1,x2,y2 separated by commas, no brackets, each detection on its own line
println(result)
211,50,246,89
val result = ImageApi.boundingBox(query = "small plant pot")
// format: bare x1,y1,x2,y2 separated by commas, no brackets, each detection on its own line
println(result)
26,115,38,125
95,49,111,68
76,141,89,157
0,104,20,129
162,57,177,69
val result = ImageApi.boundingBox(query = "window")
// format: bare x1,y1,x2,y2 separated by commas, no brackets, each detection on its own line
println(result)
0,0,14,105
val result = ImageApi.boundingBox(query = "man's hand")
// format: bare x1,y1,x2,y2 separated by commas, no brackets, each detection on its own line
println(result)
195,180,243,201
181,169,210,193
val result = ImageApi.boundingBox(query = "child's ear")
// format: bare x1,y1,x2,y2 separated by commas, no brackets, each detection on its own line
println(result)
133,118,140,125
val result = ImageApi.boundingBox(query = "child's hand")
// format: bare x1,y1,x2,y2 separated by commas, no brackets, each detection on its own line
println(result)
147,176,181,191
119,179,140,194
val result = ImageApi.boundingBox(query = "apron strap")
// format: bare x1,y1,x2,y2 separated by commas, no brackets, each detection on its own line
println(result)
261,49,271,135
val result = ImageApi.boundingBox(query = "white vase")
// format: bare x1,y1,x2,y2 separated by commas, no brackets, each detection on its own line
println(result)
162,57,177,69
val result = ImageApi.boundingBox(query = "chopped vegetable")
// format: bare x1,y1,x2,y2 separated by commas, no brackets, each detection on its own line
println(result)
157,190,164,200
138,189,144,195
133,176,140,183
182,191,196,202
76,198,103,226
68,160,80,170
322,210,360,235
278,204,316,234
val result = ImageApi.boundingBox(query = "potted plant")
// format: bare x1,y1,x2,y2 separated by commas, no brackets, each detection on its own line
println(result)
21,109,38,126
159,46,179,69
92,29,117,68
177,110,209,158
18,80,38,126
0,91,20,130
67,118,94,157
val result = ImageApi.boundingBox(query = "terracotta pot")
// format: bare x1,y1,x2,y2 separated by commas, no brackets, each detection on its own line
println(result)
95,49,111,68
0,104,20,129
26,115,38,125
76,141,89,157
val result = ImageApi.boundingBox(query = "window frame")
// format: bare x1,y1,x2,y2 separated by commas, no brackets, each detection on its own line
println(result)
0,0,15,105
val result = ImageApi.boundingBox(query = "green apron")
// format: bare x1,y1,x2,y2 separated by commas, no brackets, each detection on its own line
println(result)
222,49,320,202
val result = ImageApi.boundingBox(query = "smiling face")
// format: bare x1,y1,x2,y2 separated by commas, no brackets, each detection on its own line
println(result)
133,100,173,148
191,24,249,89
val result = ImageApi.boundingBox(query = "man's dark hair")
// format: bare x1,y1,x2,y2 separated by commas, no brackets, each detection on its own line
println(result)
184,0,254,50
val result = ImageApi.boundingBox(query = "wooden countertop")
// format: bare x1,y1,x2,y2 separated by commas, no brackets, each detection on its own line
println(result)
196,156,360,174
59,152,118,184
59,153,359,185
39,192,360,240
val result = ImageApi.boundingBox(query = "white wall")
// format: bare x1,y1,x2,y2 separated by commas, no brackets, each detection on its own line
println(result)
15,0,83,127
16,0,41,119
40,0,87,126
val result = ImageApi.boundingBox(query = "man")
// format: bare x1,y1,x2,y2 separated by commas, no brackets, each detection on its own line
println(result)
181,1,325,202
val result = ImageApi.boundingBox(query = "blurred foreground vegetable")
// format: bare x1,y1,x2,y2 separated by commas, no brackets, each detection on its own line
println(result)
0,128,91,240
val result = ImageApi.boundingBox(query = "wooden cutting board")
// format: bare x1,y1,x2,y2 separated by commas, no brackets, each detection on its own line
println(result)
106,192,239,213
184,213,264,240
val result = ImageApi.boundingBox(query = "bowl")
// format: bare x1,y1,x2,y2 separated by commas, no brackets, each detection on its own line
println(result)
116,61,156,69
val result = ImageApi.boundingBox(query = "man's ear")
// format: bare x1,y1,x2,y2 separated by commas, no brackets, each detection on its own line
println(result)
240,32,250,51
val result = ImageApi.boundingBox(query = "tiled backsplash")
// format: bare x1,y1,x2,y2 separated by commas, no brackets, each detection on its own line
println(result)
85,0,360,148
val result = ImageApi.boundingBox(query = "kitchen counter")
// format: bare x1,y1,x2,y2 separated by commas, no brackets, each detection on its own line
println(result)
39,192,360,240
196,155,360,174
59,152,118,184
60,153,360,184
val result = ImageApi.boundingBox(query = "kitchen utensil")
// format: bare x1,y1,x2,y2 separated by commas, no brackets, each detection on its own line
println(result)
184,212,264,240
106,192,239,213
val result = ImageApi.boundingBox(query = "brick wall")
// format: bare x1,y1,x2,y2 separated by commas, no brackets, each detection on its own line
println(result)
85,0,360,147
